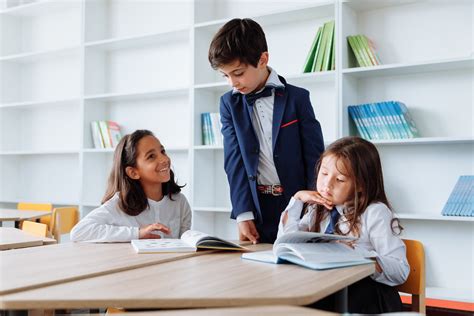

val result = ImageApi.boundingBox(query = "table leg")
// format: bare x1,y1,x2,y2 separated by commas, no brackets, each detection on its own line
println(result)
334,286,348,313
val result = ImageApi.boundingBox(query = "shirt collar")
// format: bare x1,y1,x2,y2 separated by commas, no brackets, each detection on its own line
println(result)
232,66,284,95
335,204,345,215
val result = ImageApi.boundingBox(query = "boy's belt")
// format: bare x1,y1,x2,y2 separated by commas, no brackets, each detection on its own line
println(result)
257,184,284,196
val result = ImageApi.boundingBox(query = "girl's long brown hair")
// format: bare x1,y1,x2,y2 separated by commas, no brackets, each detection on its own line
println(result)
309,136,402,236
102,130,184,216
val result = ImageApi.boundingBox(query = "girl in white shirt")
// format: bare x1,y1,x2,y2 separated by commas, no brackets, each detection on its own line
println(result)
278,136,409,314
71,130,191,242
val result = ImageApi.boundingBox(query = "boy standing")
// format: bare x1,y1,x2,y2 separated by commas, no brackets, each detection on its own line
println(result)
208,18,324,243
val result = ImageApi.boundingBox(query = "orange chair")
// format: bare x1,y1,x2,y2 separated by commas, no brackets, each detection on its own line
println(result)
21,221,48,237
398,239,425,314
50,207,79,242
17,202,53,228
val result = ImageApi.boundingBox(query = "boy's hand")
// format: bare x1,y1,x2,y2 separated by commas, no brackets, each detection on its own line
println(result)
238,220,259,244
139,223,171,239
294,190,333,209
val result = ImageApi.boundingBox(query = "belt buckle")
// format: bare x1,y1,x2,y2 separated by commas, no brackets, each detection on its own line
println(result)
271,184,282,196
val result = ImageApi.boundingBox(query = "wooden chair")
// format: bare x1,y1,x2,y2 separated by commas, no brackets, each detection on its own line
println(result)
17,202,53,227
50,207,79,242
21,221,48,237
398,239,425,314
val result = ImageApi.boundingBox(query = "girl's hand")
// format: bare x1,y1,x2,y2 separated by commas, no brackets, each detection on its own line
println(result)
139,223,171,239
293,190,333,209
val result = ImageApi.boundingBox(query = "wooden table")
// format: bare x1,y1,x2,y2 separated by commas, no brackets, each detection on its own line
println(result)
0,244,375,312
101,305,337,315
0,241,212,295
0,209,51,227
0,228,56,251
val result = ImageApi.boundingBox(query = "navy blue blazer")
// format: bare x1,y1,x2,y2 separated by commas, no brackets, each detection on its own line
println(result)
220,75,325,224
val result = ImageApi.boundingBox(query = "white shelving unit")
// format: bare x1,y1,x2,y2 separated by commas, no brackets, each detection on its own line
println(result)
0,0,472,303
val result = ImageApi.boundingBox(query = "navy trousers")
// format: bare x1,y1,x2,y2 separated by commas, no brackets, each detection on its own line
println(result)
254,192,289,243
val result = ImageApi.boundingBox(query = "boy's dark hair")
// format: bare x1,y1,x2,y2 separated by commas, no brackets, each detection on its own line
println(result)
208,18,268,69
102,129,184,216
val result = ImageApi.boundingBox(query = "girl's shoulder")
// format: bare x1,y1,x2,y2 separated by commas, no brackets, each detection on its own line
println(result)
164,192,190,206
363,202,394,222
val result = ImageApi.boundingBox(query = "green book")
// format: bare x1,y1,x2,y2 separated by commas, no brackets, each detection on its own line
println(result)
303,27,322,73
347,36,366,67
322,20,335,71
358,35,378,66
354,35,373,66
313,21,331,72
330,29,336,70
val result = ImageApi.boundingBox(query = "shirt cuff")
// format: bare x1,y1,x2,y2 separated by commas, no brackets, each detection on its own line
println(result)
236,212,255,223
286,197,304,221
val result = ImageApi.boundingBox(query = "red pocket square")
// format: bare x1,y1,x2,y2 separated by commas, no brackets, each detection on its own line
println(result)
281,119,298,128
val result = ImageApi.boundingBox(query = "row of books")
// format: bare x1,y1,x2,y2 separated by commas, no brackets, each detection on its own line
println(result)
347,34,381,67
348,101,419,140
91,120,122,149
302,20,335,73
441,176,473,217
201,112,223,146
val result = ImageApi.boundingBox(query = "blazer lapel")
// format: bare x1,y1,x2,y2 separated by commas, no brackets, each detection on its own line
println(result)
272,88,287,150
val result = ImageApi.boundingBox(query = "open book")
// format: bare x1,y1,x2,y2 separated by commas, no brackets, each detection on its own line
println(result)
242,231,373,270
131,230,248,253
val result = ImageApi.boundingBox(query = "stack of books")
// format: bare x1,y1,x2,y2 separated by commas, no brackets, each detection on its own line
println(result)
347,34,381,67
201,112,222,146
348,101,419,140
442,176,473,217
90,120,122,149
302,20,335,73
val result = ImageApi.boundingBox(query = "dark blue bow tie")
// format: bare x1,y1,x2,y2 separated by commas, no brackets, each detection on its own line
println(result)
244,86,273,106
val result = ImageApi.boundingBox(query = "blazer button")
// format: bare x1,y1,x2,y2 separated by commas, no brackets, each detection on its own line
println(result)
254,148,259,154
274,154,279,158
248,175,256,181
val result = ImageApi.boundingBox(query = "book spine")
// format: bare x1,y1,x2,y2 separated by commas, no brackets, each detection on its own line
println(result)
314,21,330,72
347,36,365,67
99,120,112,148
107,121,122,148
322,20,335,71
303,27,322,73
354,35,372,67
348,106,367,139
90,121,104,149
359,35,378,66
397,101,420,138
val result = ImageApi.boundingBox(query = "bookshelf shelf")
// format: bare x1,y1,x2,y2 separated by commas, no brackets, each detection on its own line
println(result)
0,0,81,17
193,207,231,213
84,88,189,103
0,150,80,156
0,46,81,62
0,98,80,109
397,213,474,222
85,29,190,51
342,56,474,78
426,287,474,303
372,137,474,146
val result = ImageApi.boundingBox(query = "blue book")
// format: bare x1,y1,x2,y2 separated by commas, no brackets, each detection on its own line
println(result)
241,231,373,270
348,106,369,140
376,102,397,139
392,101,419,138
442,176,474,217
354,106,371,140
386,101,409,139
360,104,378,140
380,102,402,139
370,102,392,139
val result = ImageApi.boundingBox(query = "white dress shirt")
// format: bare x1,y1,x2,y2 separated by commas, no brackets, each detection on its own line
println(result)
70,192,192,242
233,67,285,223
278,197,410,286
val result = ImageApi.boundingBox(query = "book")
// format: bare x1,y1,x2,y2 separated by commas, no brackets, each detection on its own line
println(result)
302,27,322,73
107,121,122,148
441,176,473,217
90,121,104,149
99,120,113,148
241,231,373,270
131,230,249,253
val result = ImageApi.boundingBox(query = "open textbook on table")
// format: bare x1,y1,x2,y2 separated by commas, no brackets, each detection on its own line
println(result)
242,231,373,270
132,230,248,253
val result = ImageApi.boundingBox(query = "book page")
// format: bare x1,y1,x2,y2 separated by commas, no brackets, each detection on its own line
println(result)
180,230,210,247
131,239,196,253
274,231,356,250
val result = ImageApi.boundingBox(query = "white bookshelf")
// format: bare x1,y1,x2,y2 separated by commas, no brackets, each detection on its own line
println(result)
0,0,472,303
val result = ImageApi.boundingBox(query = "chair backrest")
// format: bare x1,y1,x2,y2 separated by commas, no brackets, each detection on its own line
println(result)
398,239,426,314
51,207,79,242
17,202,53,226
21,221,48,237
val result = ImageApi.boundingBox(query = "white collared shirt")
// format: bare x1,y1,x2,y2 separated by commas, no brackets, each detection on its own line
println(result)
233,67,285,223
70,192,192,242
277,197,410,286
